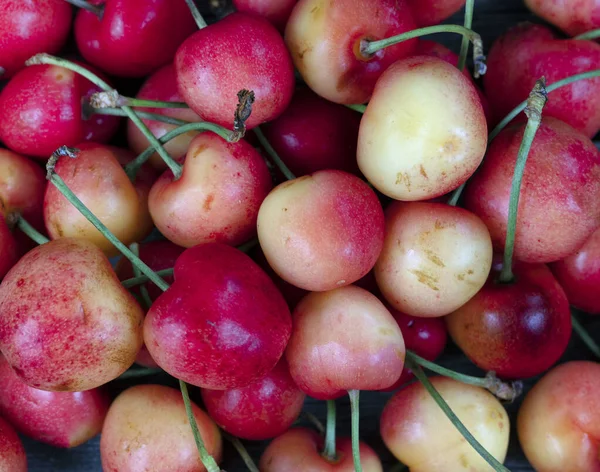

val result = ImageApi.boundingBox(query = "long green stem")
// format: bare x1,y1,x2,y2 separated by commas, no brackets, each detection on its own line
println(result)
222,432,259,472
117,367,164,380
130,243,153,309
348,390,362,472
458,0,475,71
90,92,189,110
322,400,337,461
14,215,49,245
253,127,296,181
345,104,367,113
407,359,510,472
184,0,208,29
499,78,548,283
63,0,103,17
121,268,174,288
574,28,600,40
90,108,189,126
361,25,486,78
572,314,600,359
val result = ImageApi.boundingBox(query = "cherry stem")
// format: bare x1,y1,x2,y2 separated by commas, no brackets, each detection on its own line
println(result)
121,268,174,288
574,28,600,40
89,107,189,126
130,243,153,309
222,432,259,472
116,367,164,380
348,390,362,472
322,400,337,461
571,314,600,359
299,411,325,434
345,104,367,113
90,92,189,109
180,379,221,472
253,126,296,181
458,0,475,71
499,78,548,284
63,0,104,18
406,351,523,402
407,358,510,472
13,215,49,245
361,25,486,78
185,0,208,29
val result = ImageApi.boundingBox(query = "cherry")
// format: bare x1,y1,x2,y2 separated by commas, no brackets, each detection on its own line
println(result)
407,0,467,27
550,228,600,315
74,0,196,77
233,0,298,32
0,63,120,159
445,259,572,379
201,358,305,441
0,214,19,280
260,87,362,177
524,0,600,37
175,12,295,129
285,0,417,104
0,0,72,79
484,23,600,137
0,416,26,472
464,117,600,264
0,238,144,391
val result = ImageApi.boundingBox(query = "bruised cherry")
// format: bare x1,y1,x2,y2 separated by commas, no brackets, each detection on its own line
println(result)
0,416,26,472
233,0,298,32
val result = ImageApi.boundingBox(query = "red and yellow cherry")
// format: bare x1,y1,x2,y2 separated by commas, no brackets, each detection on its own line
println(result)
446,260,572,379
127,63,202,171
149,133,272,248
464,117,600,263
0,355,109,448
357,56,488,201
550,228,600,315
381,377,510,471
0,416,26,472
233,0,298,32
285,0,417,104
260,427,383,472
74,0,196,78
100,384,222,472
0,238,144,391
257,170,385,292
286,285,405,399
0,64,120,159
201,358,305,441
144,243,292,390
484,23,600,137
375,202,493,317
0,0,72,79
517,361,600,472
175,12,294,129
44,143,154,257
407,0,466,27
524,0,600,37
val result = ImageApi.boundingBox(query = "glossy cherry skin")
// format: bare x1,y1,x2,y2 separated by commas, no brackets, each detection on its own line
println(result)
176,12,294,130
261,87,361,177
201,358,305,441
75,0,196,77
484,23,600,137
550,228,600,315
446,260,572,379
0,238,144,391
464,117,600,263
517,361,600,472
233,0,298,32
286,285,405,399
407,0,466,27
0,0,72,79
0,64,120,159
0,416,26,472
285,0,417,104
0,355,109,448
144,243,292,390
524,0,600,36
260,427,383,472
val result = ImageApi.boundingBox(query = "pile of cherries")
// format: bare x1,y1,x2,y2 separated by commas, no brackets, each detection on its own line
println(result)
0,0,599,471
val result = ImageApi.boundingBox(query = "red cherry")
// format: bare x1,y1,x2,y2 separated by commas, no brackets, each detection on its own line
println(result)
407,0,466,27
232,0,298,32
74,0,196,77
0,214,19,280
0,416,26,472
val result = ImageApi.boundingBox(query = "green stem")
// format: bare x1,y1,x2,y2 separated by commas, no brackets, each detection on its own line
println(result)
63,0,103,18
361,25,486,78
345,104,367,113
498,78,548,284
121,268,174,289
572,314,600,359
130,243,153,309
14,215,49,245
222,432,259,472
574,28,600,40
458,0,475,71
407,359,510,472
322,400,337,461
348,390,362,472
179,380,221,472
447,185,464,206
117,367,164,380
184,0,208,29
122,97,189,109
90,108,189,126
253,126,296,181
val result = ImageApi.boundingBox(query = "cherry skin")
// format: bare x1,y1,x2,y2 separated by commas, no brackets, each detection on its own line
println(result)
74,0,196,78
233,0,298,32
0,64,120,159
0,355,109,448
524,0,600,37
517,361,600,472
0,0,72,79
144,243,292,390
175,12,295,130
484,23,600,137
285,0,417,104
286,285,405,399
261,87,362,177
0,215,19,281
200,358,305,441
464,117,600,264
260,427,383,472
407,0,466,27
445,260,572,379
0,416,26,472
550,228,600,315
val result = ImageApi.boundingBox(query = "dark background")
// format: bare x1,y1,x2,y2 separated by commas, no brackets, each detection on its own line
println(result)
16,0,600,470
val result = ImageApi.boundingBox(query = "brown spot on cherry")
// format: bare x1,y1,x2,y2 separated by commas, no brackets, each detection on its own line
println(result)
203,194,215,211
410,269,440,291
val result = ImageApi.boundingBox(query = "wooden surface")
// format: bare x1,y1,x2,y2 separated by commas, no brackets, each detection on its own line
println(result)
15,0,600,471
